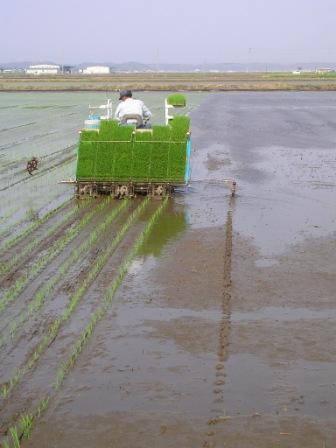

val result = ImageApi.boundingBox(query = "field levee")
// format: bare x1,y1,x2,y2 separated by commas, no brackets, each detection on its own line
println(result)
1,72,336,91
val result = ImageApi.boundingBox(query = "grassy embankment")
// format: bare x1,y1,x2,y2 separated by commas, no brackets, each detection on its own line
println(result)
1,72,336,92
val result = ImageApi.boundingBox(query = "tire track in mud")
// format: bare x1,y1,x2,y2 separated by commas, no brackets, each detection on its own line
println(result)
0,199,150,403
203,204,233,448
0,200,129,350
0,198,168,447
0,199,105,315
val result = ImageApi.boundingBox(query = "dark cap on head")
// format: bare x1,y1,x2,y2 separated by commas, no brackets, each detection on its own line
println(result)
119,89,132,100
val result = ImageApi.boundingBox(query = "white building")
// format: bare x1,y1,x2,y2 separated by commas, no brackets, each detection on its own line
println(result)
82,66,111,75
26,64,60,75
316,68,333,74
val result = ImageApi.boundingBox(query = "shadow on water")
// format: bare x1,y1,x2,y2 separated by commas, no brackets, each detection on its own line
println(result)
138,200,188,258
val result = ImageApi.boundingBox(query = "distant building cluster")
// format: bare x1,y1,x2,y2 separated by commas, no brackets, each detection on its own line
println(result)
0,64,113,75
26,64,60,75
316,68,334,74
1,62,336,75
293,67,335,75
22,64,111,75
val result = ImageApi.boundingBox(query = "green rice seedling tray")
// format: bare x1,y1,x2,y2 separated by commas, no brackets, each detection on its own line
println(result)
76,116,190,183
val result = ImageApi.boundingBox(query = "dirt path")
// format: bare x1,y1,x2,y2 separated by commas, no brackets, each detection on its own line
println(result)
2,92,336,447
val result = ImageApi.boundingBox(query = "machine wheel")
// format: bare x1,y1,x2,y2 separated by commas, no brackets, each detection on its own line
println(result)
76,183,98,198
153,185,165,197
151,184,172,198
114,184,134,199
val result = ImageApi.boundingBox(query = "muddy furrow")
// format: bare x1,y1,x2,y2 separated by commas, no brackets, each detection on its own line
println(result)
0,153,76,193
0,200,129,349
0,198,168,447
0,199,150,404
0,199,106,316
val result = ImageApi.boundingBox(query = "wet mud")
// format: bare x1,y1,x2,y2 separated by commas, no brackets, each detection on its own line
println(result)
0,152,76,192
1,92,336,447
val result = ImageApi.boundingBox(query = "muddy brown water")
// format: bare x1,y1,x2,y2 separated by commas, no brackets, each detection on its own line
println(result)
1,92,336,447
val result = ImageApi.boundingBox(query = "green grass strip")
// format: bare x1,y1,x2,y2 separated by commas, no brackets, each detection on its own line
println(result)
0,199,109,316
0,200,128,349
0,197,167,447
0,198,150,402
0,199,72,254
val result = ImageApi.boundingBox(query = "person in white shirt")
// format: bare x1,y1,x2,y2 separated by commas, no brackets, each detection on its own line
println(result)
115,90,152,128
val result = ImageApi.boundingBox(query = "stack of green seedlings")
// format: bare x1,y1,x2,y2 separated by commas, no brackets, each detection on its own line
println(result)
76,114,190,183
166,93,187,107
1,198,168,448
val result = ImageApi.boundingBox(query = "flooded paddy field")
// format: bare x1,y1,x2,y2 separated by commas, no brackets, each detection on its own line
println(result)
1,91,336,447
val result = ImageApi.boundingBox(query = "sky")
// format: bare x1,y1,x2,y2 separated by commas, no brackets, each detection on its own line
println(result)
1,0,336,64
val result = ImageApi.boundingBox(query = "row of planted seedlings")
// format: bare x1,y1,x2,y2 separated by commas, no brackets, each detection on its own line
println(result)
0,153,76,241
0,197,111,316
0,161,80,261
1,197,168,448
0,188,73,245
0,197,82,274
0,198,150,402
0,199,129,349
0,191,84,256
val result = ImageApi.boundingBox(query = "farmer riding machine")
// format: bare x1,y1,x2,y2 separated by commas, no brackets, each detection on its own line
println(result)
74,94,191,198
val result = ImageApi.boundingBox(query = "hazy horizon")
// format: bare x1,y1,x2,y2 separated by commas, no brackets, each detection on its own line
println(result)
2,0,335,65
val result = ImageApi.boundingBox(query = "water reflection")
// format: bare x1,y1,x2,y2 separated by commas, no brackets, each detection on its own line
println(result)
139,201,187,258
